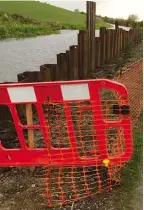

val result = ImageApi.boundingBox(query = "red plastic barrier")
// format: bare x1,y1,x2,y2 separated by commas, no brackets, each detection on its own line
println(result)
0,79,133,167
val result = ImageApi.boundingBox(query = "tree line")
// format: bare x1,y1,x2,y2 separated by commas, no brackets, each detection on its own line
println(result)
74,9,143,28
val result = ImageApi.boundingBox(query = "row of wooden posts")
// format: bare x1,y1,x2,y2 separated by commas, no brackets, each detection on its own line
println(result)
17,1,140,83
17,25,139,83
17,23,140,150
17,2,140,84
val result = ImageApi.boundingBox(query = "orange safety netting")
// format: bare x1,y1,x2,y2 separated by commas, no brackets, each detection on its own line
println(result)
40,60,143,207
40,96,132,207
114,59,143,126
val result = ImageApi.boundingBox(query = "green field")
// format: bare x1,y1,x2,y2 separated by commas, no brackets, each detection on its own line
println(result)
0,1,109,25
0,1,111,39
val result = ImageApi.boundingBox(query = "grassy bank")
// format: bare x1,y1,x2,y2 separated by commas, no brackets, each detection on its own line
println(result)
0,1,110,26
122,113,143,191
0,10,59,39
115,113,143,210
0,1,111,39
0,24,59,39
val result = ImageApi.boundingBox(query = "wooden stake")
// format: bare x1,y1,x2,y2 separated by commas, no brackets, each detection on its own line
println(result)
26,104,34,148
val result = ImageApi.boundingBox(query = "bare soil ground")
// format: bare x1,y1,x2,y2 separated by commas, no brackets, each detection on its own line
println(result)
0,37,143,210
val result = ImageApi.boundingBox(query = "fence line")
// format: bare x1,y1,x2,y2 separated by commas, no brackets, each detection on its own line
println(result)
17,25,140,83
17,1,141,83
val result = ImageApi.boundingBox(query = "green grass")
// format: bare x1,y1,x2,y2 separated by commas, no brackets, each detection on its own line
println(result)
0,24,59,39
0,1,111,39
107,113,143,210
122,113,143,190
0,8,60,39
118,112,143,210
0,1,110,27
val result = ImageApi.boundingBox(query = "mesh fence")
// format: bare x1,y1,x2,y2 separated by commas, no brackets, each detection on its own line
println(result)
40,59,143,207
39,95,132,207
114,59,143,126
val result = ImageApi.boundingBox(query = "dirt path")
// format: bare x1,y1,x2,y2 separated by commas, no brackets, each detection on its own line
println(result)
0,38,143,210
0,162,142,210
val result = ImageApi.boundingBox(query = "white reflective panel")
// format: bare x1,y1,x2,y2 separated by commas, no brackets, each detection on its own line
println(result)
61,83,90,100
7,86,37,103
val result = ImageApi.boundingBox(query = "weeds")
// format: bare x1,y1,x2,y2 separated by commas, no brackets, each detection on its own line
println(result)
0,24,59,39
0,6,111,39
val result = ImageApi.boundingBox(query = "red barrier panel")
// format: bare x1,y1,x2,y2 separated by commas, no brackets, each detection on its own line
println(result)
0,79,133,167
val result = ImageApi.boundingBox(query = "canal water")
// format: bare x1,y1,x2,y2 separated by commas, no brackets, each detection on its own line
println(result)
0,26,130,82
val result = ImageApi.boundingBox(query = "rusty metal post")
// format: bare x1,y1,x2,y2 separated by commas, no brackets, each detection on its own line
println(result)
86,1,96,72
78,30,88,79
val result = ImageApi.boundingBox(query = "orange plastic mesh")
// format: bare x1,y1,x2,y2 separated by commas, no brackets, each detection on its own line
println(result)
40,59,143,207
40,94,131,207
114,59,143,126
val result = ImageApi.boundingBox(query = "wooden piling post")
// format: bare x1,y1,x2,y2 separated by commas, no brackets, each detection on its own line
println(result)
115,20,119,31
115,21,119,55
122,29,125,50
95,37,101,67
105,29,111,61
120,29,123,51
129,29,132,44
124,30,127,49
100,27,106,64
49,64,57,81
110,30,114,58
40,65,51,81
57,53,68,81
127,30,130,45
68,45,79,80
126,31,128,47
78,30,88,79
86,1,96,72
114,23,118,56
117,28,121,54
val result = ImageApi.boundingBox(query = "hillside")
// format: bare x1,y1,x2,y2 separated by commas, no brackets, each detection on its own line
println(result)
0,1,111,39
0,1,109,26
